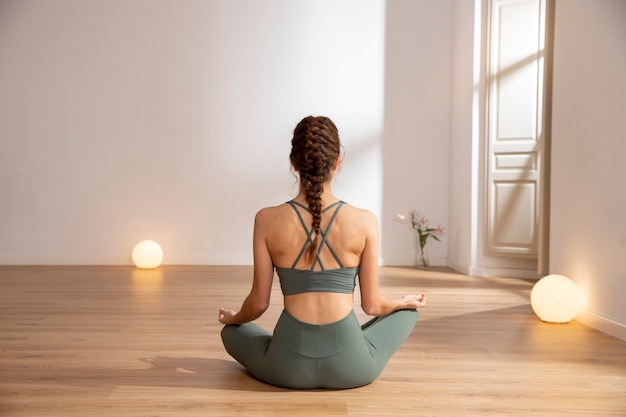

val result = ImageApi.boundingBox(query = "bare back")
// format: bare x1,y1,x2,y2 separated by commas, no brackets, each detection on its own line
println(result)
257,200,376,324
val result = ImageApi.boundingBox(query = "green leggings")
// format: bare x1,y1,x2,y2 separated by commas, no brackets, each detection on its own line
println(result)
221,308,418,389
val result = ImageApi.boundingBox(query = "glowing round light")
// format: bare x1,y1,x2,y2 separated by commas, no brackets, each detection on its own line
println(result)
131,240,163,269
531,274,581,323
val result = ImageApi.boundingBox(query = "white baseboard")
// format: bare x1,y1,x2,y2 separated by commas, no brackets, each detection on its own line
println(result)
379,258,540,279
0,255,253,266
446,259,538,279
446,259,471,275
467,266,539,280
0,256,130,265
576,309,626,342
380,257,448,268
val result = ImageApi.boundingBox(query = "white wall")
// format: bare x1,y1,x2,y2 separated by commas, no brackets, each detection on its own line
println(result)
380,0,452,265
551,0,626,338
448,0,477,273
0,0,454,266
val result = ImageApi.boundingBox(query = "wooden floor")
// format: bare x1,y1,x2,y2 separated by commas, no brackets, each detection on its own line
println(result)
1,266,625,417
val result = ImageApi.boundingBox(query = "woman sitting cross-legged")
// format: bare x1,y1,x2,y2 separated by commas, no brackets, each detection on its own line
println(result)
218,115,426,389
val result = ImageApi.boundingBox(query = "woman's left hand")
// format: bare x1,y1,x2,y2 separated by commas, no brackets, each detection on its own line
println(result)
218,308,237,325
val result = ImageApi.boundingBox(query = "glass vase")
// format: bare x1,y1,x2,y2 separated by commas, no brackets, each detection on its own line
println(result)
417,243,430,270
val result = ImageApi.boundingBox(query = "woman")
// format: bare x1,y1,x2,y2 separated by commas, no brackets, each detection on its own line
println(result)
219,116,426,389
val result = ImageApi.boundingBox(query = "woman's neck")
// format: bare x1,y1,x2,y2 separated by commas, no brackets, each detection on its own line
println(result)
294,185,338,208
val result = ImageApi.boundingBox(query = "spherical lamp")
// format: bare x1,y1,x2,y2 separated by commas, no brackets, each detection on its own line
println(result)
530,274,581,323
131,240,163,269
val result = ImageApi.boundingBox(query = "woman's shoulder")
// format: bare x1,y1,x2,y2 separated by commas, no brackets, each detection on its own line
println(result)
254,201,294,221
339,202,378,226
340,201,375,216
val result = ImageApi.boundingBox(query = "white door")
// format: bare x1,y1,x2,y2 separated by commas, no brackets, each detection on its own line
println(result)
485,0,552,265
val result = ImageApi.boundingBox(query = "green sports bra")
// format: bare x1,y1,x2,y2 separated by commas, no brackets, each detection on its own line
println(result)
275,200,358,296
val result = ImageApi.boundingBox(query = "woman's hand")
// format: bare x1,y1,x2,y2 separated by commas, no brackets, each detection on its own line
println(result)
218,308,237,325
399,293,427,309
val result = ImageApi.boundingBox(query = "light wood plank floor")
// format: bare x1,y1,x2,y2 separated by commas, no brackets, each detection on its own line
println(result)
1,265,625,416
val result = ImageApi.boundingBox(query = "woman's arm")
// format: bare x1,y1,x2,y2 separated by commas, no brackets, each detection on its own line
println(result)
218,209,275,325
358,211,426,316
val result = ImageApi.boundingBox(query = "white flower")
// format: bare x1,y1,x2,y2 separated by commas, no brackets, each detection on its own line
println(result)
395,213,409,223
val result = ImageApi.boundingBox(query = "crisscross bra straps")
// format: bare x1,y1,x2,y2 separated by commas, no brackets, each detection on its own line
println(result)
288,200,345,271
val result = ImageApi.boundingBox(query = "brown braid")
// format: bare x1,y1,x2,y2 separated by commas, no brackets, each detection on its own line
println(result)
290,116,341,265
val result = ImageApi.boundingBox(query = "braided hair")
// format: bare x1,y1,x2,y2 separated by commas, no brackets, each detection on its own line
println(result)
290,116,342,265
